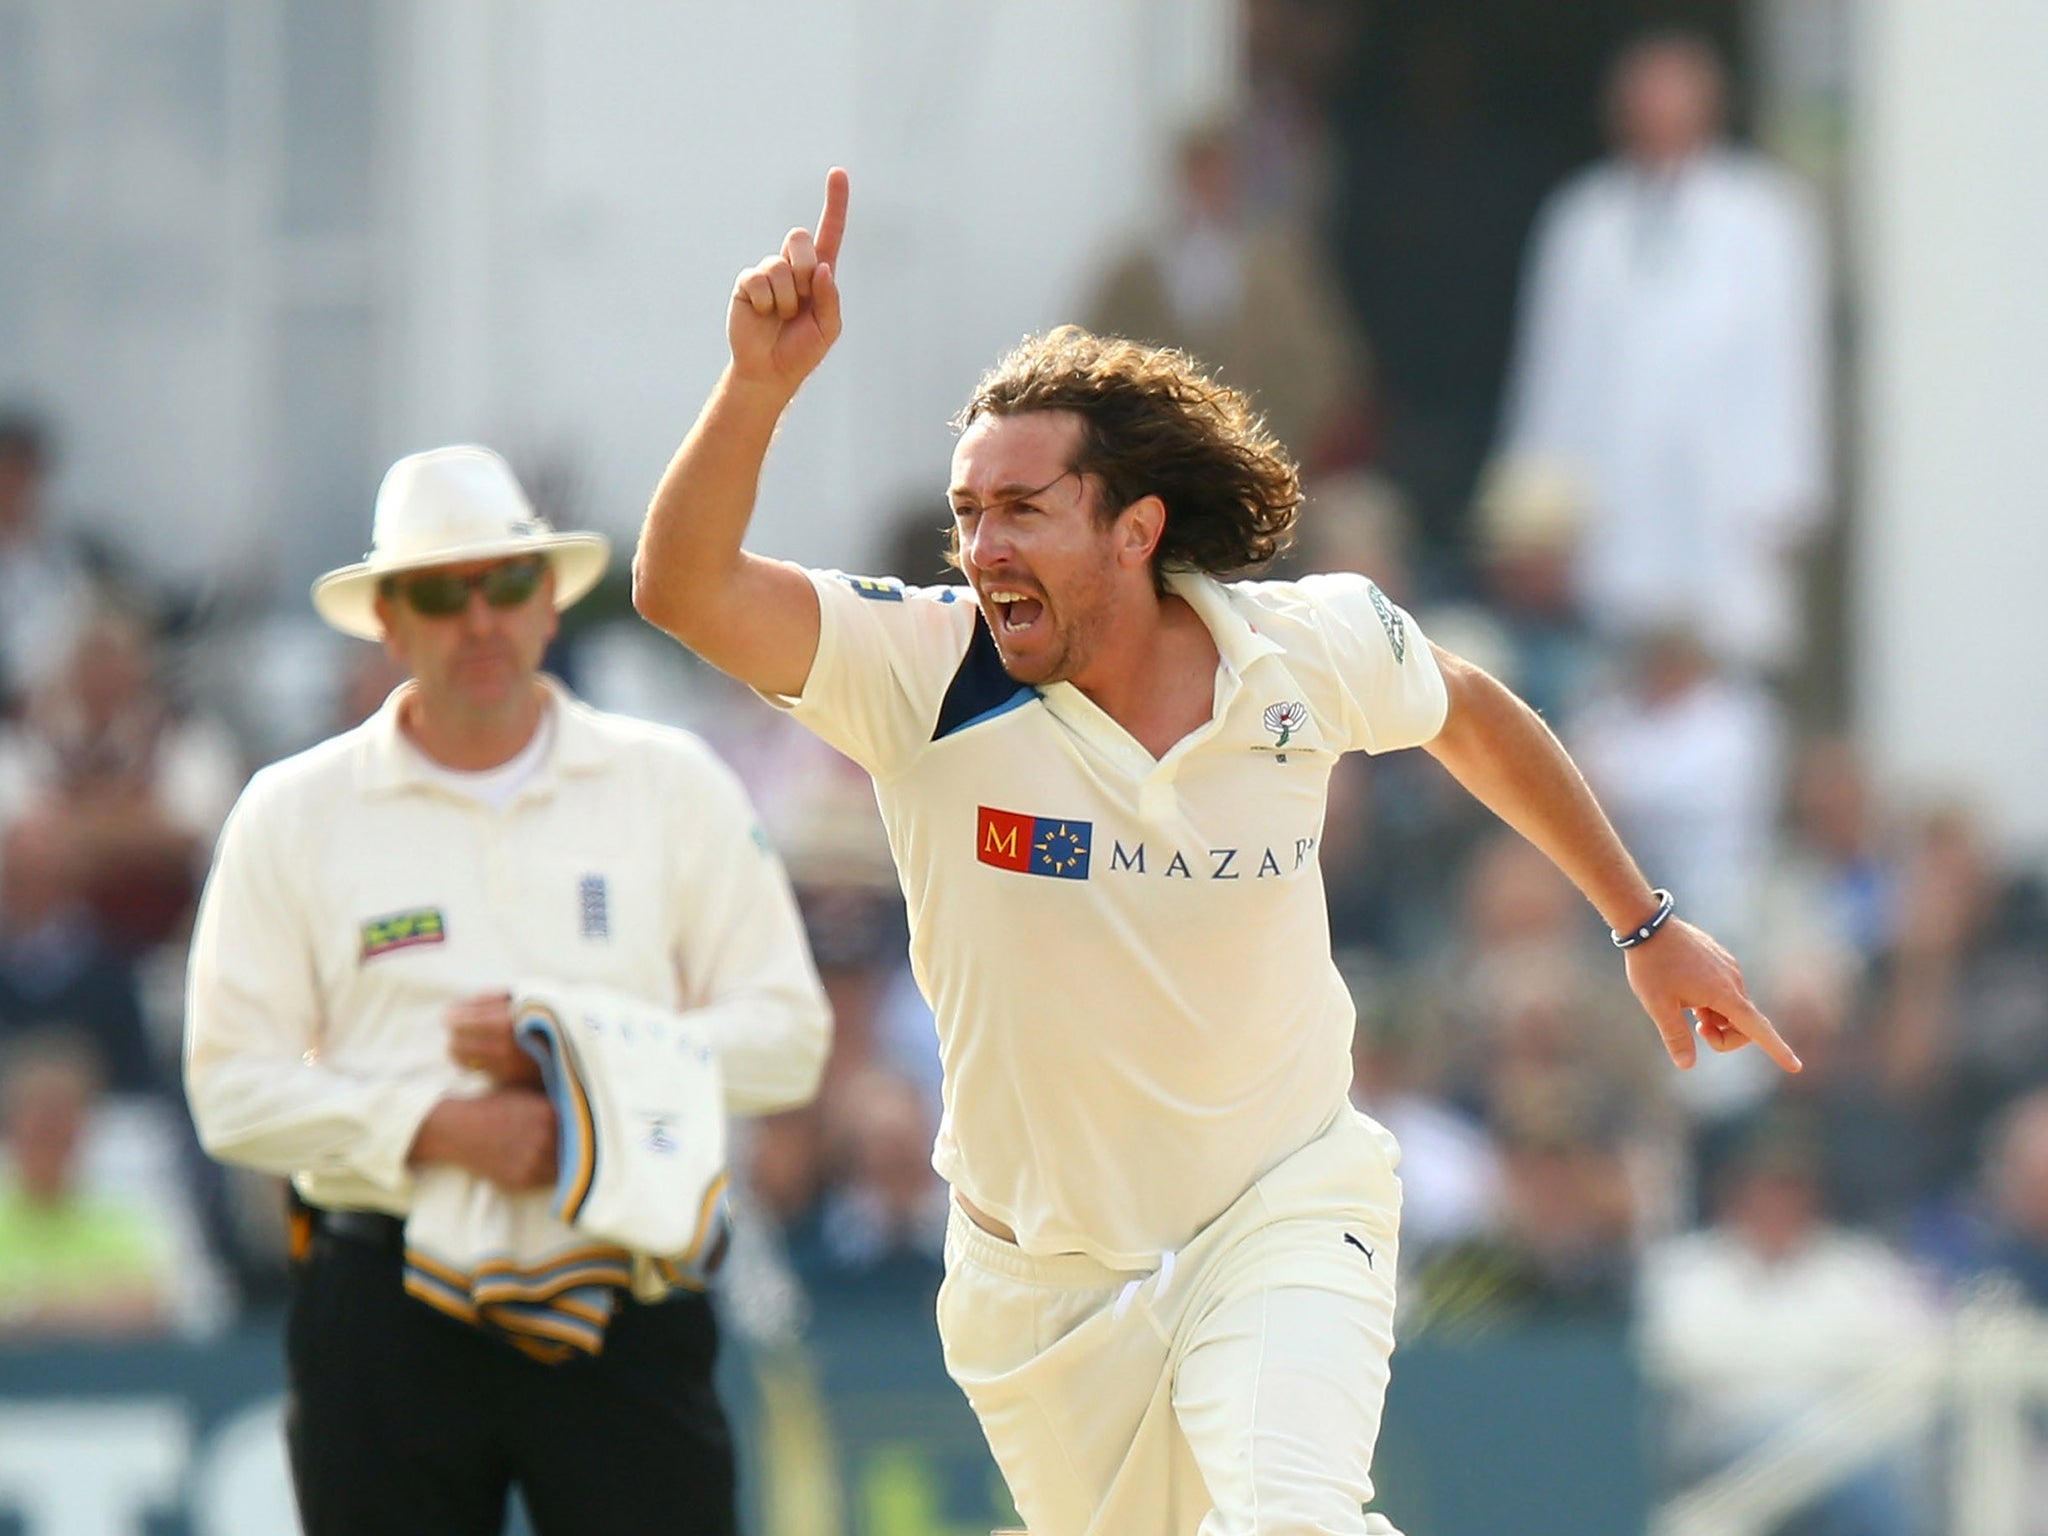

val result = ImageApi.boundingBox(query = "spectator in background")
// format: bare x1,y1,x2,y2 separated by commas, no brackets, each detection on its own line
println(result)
1465,453,1598,723
1945,1088,2048,1307
1874,805,2048,1210
1758,735,1900,975
1427,831,1671,1131
0,1030,176,1340
1569,624,1783,955
745,1107,827,1235
0,413,94,715
1274,470,1416,602
1085,116,1369,470
1409,1081,1643,1333
1752,946,1921,1234
0,606,243,955
1409,833,1679,1288
1639,1117,1937,1536
1498,32,1828,676
0,817,159,1095
1239,0,1367,226
770,745,908,1102
788,1067,947,1297
1345,957,1500,1269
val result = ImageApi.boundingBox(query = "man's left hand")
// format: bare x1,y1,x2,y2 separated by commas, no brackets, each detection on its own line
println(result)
446,992,544,1088
1624,919,1803,1074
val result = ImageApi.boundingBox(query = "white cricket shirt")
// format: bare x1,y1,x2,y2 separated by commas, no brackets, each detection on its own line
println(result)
185,679,830,1216
782,568,1447,1266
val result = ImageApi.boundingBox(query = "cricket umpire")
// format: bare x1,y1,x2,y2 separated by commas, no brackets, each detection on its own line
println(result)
185,445,831,1535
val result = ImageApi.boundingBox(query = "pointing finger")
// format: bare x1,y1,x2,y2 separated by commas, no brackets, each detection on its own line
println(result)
815,166,850,268
1726,994,1803,1074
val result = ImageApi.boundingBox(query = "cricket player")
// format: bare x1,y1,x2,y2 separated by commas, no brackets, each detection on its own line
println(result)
633,170,1798,1536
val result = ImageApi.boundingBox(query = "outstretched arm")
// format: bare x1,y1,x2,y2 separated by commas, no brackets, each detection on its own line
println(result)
1421,644,1801,1075
633,168,850,698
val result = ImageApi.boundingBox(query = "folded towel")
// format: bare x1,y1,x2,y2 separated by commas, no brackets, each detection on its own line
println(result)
514,981,730,1278
401,983,729,1362
403,1176,633,1362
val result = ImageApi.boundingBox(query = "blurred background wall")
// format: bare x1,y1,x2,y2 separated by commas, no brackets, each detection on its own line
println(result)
1856,0,2048,853
0,0,1232,586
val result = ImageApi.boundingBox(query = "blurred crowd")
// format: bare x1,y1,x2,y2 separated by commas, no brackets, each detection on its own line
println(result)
0,14,2042,1533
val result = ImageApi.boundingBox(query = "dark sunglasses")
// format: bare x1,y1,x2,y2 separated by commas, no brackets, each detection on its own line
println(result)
381,558,547,618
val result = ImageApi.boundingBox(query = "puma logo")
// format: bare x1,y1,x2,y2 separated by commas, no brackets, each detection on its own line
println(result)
1343,1232,1376,1268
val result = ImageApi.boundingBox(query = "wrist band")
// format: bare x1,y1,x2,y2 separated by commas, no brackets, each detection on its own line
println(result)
1611,888,1676,949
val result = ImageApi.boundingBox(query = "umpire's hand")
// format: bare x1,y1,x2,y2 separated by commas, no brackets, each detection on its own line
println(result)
446,991,545,1088
408,1091,559,1190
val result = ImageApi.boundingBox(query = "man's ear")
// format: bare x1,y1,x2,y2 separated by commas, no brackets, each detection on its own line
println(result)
1117,495,1167,570
372,595,405,662
540,566,561,644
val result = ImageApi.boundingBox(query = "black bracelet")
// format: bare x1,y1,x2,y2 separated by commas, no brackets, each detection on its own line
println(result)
1611,889,1676,949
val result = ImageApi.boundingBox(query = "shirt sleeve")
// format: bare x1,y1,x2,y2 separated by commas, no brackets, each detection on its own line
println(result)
1297,573,1449,754
772,570,978,780
663,745,833,1115
183,773,443,1198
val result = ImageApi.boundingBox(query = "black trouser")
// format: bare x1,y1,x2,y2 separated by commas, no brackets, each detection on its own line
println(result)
286,1214,736,1536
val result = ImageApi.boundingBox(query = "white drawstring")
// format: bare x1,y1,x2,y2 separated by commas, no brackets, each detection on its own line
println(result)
1112,1248,1177,1320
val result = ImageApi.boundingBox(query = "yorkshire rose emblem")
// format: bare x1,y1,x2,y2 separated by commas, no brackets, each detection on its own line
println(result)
1263,700,1309,749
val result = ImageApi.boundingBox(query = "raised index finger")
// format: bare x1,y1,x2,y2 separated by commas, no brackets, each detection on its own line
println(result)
814,167,850,268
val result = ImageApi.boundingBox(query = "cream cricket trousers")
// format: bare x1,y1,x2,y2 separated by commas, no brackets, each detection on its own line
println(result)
937,1107,1404,1536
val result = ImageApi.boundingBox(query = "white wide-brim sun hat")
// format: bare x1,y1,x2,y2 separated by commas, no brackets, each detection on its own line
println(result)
311,444,612,641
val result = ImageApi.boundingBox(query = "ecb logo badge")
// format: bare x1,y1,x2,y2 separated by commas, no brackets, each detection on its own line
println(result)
977,806,1092,880
579,874,610,940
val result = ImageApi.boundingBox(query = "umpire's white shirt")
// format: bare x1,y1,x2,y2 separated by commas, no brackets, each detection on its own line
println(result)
184,679,830,1216
782,569,1446,1268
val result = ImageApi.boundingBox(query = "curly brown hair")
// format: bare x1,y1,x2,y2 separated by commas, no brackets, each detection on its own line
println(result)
951,326,1300,586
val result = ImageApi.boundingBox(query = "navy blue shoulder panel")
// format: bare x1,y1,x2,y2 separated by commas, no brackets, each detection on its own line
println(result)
932,614,1034,741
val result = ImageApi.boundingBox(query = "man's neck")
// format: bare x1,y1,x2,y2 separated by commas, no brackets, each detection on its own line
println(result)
1071,590,1218,759
400,681,549,771
1628,142,1713,179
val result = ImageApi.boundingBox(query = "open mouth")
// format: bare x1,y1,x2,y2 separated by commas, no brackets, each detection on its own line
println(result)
985,588,1045,636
